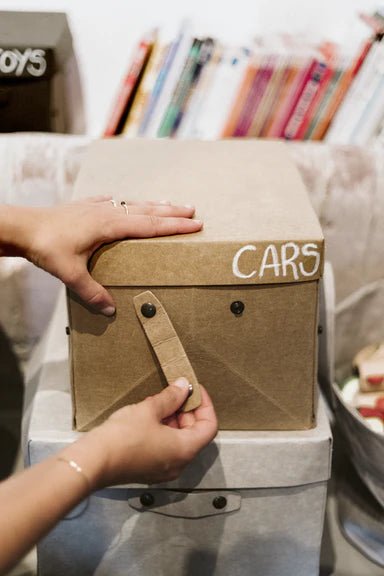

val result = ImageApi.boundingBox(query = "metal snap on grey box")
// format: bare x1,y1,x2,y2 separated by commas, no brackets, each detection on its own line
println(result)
25,292,332,576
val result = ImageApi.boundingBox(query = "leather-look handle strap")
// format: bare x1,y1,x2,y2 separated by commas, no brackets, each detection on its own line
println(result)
133,290,201,411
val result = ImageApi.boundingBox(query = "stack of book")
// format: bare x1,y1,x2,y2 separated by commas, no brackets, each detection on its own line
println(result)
103,11,384,145
326,10,384,145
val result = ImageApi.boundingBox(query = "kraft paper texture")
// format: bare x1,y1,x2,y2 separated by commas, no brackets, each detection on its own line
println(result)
68,140,324,431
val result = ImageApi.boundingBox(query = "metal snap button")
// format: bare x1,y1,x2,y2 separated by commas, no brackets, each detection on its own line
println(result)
140,492,155,507
230,301,244,316
212,495,227,509
141,302,157,318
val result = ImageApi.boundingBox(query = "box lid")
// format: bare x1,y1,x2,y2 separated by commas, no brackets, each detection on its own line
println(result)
74,139,324,287
25,291,332,490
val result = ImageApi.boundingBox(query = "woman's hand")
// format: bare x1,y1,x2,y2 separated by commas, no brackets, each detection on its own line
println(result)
0,197,202,315
61,379,218,489
0,379,217,574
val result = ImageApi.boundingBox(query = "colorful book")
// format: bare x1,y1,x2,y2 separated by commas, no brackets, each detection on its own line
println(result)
309,41,370,140
139,21,193,137
177,42,221,138
103,31,155,137
247,53,290,137
221,56,259,137
121,38,165,137
282,58,328,140
325,38,382,143
261,55,302,137
191,46,250,140
304,55,347,140
157,38,202,137
233,51,274,137
349,40,384,144
294,52,337,140
265,52,315,138
172,37,215,137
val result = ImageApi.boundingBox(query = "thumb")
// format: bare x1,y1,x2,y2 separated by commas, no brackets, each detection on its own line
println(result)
69,269,116,316
151,378,191,421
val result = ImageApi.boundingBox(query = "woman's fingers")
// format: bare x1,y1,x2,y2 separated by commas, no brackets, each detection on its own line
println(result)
105,213,202,241
179,386,215,426
65,266,116,316
149,378,191,421
109,202,196,218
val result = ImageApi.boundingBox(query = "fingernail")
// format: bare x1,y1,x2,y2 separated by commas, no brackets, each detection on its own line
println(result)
184,204,194,209
172,377,190,389
194,220,203,226
101,305,116,316
159,200,171,205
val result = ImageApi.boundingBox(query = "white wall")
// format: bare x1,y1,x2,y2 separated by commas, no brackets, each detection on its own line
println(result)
0,0,378,135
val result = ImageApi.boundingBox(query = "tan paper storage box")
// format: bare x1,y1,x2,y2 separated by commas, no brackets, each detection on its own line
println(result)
68,139,324,431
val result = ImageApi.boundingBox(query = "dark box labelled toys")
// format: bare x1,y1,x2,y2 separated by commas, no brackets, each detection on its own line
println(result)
0,11,84,133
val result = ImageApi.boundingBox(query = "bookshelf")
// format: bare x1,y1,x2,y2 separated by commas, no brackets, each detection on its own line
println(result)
1,0,377,135
103,10,384,146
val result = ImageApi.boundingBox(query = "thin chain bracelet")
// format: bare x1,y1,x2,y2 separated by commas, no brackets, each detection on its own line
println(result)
57,457,91,492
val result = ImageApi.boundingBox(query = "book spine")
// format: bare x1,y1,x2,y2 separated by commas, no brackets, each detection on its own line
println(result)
310,60,353,140
351,80,384,144
103,34,153,137
233,54,274,137
173,38,215,137
122,40,163,137
314,38,374,140
204,47,251,139
261,60,299,137
295,62,334,140
157,39,202,137
282,59,327,140
304,62,343,139
137,42,176,136
177,43,221,138
144,22,193,137
221,59,258,137
247,54,288,138
266,56,313,138
325,40,381,143
350,43,384,144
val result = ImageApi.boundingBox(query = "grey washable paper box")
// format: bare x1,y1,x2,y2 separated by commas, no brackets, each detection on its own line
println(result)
25,291,332,576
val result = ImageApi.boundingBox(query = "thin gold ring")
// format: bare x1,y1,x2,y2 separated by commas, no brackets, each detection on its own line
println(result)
121,201,129,216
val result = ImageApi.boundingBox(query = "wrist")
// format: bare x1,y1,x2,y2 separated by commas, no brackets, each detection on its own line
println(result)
58,429,108,492
0,205,39,258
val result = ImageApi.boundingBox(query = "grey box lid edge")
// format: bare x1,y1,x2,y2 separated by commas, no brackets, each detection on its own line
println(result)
27,387,332,491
